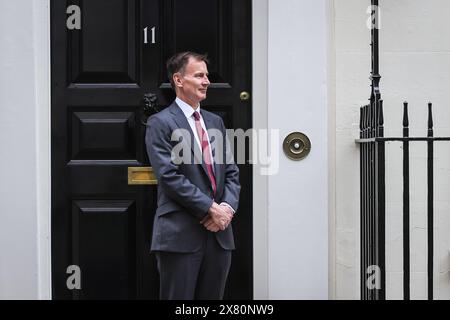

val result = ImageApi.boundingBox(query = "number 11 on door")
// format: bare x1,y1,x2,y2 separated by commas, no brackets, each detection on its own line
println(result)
144,27,156,44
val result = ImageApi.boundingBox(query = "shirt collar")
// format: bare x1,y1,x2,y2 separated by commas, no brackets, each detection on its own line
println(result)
175,97,201,119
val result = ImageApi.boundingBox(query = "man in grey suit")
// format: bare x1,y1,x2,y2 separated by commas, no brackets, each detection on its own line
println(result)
145,52,240,300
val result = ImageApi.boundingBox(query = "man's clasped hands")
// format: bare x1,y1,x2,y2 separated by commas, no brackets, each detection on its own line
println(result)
200,202,234,232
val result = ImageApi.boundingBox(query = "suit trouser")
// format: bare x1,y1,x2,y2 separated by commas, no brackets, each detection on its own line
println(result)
155,232,232,300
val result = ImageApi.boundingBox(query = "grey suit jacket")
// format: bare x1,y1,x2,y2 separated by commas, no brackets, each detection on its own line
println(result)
145,101,240,253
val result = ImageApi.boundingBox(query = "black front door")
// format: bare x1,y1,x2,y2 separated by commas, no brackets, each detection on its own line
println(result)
51,0,252,299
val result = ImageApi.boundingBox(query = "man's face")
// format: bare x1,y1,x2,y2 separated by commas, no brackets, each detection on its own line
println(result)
174,57,210,107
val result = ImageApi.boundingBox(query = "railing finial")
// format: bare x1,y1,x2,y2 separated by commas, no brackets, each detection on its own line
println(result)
377,99,384,137
360,106,364,133
428,102,433,137
403,101,409,128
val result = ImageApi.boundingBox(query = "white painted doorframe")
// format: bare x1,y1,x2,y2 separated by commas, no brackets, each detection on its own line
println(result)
252,0,335,299
34,0,52,300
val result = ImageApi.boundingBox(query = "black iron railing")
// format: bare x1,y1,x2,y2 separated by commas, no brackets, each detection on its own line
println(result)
355,0,385,300
356,99,385,300
356,101,446,300
355,0,440,300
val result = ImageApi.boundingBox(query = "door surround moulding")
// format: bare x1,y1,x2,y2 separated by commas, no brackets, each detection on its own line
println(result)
252,0,269,300
34,0,52,300
252,0,335,299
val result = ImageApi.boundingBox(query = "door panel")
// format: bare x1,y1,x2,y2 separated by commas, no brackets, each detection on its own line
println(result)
160,0,233,86
68,0,140,85
72,199,136,300
70,111,137,160
52,0,252,299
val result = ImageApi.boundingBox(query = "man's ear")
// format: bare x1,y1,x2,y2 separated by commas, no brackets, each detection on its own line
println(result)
173,73,183,88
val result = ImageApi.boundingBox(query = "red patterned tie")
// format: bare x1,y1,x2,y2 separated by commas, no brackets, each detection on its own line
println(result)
193,111,217,195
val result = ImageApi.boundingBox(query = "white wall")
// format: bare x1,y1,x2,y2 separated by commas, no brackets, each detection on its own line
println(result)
334,0,369,300
335,0,450,299
0,0,51,299
263,0,330,299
